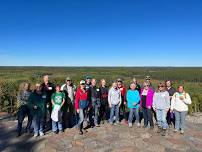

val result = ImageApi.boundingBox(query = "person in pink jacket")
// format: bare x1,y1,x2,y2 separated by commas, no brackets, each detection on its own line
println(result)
140,82,154,129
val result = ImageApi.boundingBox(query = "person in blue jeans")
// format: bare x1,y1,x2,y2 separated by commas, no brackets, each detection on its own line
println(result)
17,82,32,137
51,85,65,134
153,83,170,136
171,85,192,134
127,83,140,128
28,83,46,137
108,82,122,125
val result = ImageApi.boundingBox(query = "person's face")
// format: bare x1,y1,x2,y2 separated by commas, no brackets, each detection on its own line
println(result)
43,75,49,83
101,80,106,86
117,81,122,87
159,86,164,91
166,81,171,87
36,85,41,92
144,84,149,90
80,83,86,89
133,79,137,84
178,86,184,93
130,84,136,90
66,80,71,85
113,83,118,89
86,79,91,84
24,83,29,90
91,79,96,86
56,86,60,92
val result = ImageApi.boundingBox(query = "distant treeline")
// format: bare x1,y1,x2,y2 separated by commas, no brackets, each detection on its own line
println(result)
0,67,202,114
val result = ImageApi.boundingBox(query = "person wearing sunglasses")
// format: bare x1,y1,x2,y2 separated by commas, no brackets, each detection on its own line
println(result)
153,83,170,136
75,80,90,135
140,82,154,129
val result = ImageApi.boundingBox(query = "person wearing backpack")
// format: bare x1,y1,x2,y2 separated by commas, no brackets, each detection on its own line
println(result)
75,80,90,135
153,83,170,136
171,85,192,134
51,85,65,134
61,77,77,128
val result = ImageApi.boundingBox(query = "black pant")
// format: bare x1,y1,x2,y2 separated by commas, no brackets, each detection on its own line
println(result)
17,105,32,133
166,110,175,126
142,108,154,127
63,102,75,128
99,101,109,121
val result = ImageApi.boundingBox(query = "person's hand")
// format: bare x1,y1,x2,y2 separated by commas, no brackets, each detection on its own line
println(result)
147,106,151,109
124,102,126,105
33,105,38,109
77,109,80,113
109,104,112,108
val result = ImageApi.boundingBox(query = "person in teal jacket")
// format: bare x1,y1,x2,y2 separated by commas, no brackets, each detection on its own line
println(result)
28,83,46,137
127,83,140,128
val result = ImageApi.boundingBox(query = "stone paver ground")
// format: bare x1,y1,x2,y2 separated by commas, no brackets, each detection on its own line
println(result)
0,118,202,152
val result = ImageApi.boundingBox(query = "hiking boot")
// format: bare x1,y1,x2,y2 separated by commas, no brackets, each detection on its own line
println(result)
34,133,38,138
39,132,44,137
161,129,166,136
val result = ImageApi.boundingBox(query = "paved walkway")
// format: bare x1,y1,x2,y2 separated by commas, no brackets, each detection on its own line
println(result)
0,118,202,152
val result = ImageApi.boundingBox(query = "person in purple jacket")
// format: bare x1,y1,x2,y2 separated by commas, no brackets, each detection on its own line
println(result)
140,82,154,129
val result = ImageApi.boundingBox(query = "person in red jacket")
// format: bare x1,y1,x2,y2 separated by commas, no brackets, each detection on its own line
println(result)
117,79,127,124
75,80,90,135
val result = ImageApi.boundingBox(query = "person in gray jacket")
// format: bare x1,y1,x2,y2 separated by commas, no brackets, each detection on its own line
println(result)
108,82,122,125
153,83,170,136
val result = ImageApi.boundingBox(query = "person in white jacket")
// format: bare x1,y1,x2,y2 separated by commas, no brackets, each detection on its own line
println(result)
171,85,192,134
108,82,122,125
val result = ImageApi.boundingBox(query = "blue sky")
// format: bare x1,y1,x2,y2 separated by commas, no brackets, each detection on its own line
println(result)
0,0,202,66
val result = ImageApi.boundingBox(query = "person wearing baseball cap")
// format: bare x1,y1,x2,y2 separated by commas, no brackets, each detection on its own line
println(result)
61,77,77,128
85,75,92,91
75,80,90,135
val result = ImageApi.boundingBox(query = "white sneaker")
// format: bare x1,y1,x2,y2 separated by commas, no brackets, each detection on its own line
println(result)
129,123,132,128
39,132,44,136
34,133,38,137
180,130,184,134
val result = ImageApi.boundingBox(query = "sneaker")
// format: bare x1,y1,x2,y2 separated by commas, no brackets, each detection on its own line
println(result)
95,124,100,127
174,129,178,133
114,121,120,126
180,130,184,134
128,123,132,128
161,129,166,136
34,133,38,137
137,123,141,127
109,122,113,125
39,132,44,136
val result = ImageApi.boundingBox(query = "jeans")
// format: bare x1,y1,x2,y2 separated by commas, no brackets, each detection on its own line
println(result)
93,105,100,125
142,108,154,127
17,105,32,133
120,103,127,121
52,111,63,132
33,115,44,134
109,104,119,123
78,108,87,130
128,108,139,124
156,109,168,129
174,110,187,131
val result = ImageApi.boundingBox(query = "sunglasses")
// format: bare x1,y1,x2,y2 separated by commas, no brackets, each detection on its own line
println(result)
80,83,85,85
144,85,149,87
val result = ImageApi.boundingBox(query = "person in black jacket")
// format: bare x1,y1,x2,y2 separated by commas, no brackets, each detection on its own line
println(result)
41,75,55,131
99,79,109,124
89,79,101,127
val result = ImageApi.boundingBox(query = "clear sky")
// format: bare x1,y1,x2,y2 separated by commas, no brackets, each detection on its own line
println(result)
0,0,202,66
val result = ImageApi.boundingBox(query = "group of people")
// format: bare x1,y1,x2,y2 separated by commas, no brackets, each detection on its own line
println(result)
16,75,192,137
